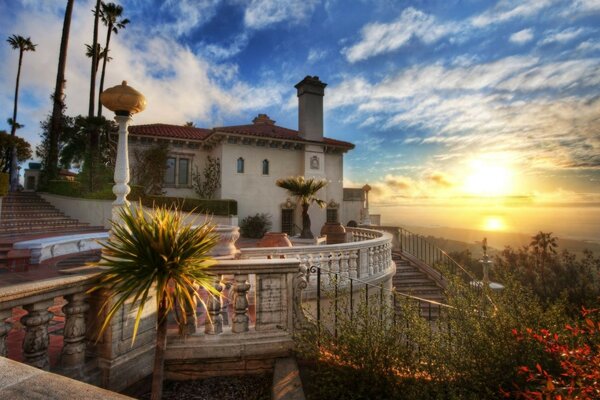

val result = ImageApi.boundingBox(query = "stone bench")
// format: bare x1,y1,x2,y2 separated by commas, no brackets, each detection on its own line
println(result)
13,232,109,264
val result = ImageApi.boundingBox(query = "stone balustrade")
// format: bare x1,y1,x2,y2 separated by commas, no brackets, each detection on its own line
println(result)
239,227,395,293
0,273,96,375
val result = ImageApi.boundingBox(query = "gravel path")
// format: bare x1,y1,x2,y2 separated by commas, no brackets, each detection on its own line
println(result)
136,374,272,400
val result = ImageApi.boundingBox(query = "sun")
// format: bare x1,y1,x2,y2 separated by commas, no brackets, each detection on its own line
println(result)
463,159,513,197
482,216,506,231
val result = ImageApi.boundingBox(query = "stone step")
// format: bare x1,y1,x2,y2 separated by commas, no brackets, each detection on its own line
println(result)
0,226,104,238
1,219,85,228
1,204,57,210
1,212,65,219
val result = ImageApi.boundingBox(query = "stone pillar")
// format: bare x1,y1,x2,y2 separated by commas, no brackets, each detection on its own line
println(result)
61,292,89,371
0,309,12,357
112,114,132,221
232,274,250,333
179,285,198,335
21,300,54,370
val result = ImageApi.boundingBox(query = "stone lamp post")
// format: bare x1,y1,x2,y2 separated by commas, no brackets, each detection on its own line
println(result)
100,81,146,220
361,183,372,226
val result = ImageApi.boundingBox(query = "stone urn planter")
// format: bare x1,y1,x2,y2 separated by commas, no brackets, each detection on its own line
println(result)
207,224,240,259
320,222,347,245
257,232,293,248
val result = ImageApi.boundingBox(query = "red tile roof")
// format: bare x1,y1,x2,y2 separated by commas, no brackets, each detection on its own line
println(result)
129,116,354,150
128,124,211,140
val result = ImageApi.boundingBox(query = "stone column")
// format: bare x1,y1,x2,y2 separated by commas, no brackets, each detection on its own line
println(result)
0,309,12,357
21,300,54,370
61,292,89,371
112,114,133,221
232,274,250,333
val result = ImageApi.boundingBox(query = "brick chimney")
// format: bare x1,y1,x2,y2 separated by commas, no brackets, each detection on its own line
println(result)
295,76,327,141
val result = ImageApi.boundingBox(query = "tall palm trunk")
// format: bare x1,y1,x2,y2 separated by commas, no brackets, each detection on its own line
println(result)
151,298,168,400
89,0,101,117
48,0,74,182
301,203,313,239
8,49,23,190
97,23,113,118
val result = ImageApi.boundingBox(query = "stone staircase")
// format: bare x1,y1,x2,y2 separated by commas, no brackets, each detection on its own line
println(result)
392,252,445,319
0,192,105,269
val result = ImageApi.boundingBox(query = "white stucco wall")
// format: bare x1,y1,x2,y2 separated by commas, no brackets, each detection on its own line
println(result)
220,142,304,232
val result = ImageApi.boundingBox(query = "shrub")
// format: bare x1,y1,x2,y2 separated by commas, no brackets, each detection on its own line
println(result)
141,195,237,216
240,213,271,238
47,180,83,197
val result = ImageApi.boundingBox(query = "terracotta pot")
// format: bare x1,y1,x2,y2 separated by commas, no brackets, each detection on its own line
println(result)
320,222,347,245
257,232,293,248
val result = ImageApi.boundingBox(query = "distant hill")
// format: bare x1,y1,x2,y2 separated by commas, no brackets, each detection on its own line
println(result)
400,225,600,258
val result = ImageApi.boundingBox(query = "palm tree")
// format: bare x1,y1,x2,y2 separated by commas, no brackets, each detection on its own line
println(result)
89,0,101,117
6,35,36,191
529,231,558,298
90,204,219,400
48,0,74,182
86,43,111,73
97,2,130,117
276,176,328,239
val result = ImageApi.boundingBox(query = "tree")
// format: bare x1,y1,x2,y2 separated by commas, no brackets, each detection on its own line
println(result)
276,176,327,239
191,156,221,199
132,144,169,195
89,205,219,400
97,2,130,118
47,0,74,184
529,231,558,298
0,131,32,172
89,0,101,117
85,43,111,73
6,34,36,191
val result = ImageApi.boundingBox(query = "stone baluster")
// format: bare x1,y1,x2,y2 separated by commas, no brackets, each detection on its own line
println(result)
0,310,11,357
205,276,224,335
319,253,330,286
21,300,54,370
60,293,89,371
232,274,251,333
377,245,383,272
368,247,374,275
349,251,358,279
330,252,340,275
340,251,349,279
179,285,198,335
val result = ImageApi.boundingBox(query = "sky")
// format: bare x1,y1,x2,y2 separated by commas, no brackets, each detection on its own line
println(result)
0,0,599,228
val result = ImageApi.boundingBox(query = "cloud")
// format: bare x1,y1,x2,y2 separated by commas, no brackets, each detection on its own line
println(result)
307,48,327,63
510,28,534,44
202,33,249,60
427,172,454,187
244,0,320,29
384,174,412,191
342,7,459,63
153,0,221,37
539,27,586,45
470,0,558,28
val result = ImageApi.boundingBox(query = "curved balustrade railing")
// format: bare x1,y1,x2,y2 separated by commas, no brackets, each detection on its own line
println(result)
239,227,396,291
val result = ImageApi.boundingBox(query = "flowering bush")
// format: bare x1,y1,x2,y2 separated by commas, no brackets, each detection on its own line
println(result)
504,307,600,399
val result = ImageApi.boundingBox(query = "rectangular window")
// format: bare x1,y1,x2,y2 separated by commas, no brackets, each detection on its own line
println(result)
281,209,294,235
178,158,189,185
165,157,176,185
327,208,338,223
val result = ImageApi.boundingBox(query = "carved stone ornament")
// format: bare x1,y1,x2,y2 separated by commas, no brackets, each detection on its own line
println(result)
281,198,296,210
327,199,339,209
100,80,147,116
310,155,320,170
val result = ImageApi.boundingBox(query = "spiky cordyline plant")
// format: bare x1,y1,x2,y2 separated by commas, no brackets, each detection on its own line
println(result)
89,203,218,400
276,176,327,239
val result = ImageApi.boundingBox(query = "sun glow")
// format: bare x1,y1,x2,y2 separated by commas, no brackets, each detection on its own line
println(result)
463,159,513,197
482,216,506,231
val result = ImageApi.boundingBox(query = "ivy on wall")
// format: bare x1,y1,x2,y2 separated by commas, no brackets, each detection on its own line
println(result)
192,155,221,199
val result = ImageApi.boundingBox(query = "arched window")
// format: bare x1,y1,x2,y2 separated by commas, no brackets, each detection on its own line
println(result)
262,159,269,175
237,157,244,173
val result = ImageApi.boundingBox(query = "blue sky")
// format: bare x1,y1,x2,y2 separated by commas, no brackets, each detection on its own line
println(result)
1,0,599,206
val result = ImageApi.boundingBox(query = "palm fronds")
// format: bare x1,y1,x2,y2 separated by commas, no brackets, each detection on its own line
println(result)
88,203,218,342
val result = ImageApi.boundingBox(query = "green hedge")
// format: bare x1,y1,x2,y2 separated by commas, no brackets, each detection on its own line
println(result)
0,173,8,197
45,181,237,216
141,195,237,216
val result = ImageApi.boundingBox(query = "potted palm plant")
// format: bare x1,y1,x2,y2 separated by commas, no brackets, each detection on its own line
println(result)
89,204,218,400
